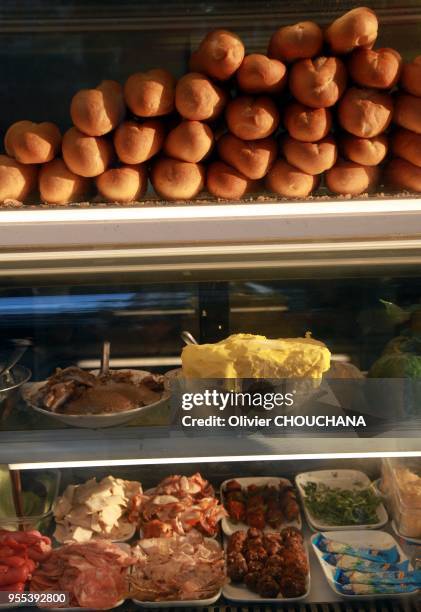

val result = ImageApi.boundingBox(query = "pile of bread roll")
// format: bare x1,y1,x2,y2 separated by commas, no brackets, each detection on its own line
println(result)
1,6,421,205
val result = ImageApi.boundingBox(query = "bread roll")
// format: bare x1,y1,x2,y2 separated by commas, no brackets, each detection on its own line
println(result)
325,7,378,55
70,80,125,137
5,121,61,164
218,134,277,179
341,133,388,166
268,22,323,63
289,57,347,108
96,164,147,203
39,158,90,205
207,161,257,199
338,87,393,137
164,120,213,163
151,157,205,200
62,127,114,177
114,119,164,164
189,29,245,81
348,48,402,89
266,159,317,197
124,69,175,117
0,154,37,203
400,56,421,97
284,103,332,143
394,94,421,134
392,128,421,168
225,96,280,140
175,73,227,121
386,157,421,192
4,121,32,156
282,135,337,175
326,160,379,195
237,54,287,95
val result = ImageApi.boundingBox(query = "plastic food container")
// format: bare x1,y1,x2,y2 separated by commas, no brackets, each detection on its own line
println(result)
0,468,60,532
380,457,421,540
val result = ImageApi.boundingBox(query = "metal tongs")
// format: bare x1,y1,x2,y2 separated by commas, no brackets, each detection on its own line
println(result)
0,339,31,384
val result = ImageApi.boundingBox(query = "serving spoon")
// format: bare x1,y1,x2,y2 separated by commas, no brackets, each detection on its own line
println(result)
181,331,199,346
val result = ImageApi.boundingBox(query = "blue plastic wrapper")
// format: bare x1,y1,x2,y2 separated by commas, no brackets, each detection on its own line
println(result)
335,569,421,585
323,553,409,573
313,533,399,563
337,583,419,595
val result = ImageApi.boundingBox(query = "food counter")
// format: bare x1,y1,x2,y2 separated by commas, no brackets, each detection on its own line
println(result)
0,0,421,609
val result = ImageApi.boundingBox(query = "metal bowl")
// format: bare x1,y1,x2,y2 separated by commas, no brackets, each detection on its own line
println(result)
0,364,32,405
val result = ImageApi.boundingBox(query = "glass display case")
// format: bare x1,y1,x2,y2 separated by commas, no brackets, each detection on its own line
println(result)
0,1,420,609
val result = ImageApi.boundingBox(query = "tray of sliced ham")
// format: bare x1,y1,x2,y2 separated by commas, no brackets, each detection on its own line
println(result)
129,531,225,607
31,540,135,610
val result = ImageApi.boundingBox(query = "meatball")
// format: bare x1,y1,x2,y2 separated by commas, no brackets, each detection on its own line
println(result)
257,575,280,598
227,530,247,553
244,571,261,591
227,552,248,582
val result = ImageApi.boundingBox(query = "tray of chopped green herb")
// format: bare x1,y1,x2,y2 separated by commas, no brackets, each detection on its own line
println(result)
295,470,388,531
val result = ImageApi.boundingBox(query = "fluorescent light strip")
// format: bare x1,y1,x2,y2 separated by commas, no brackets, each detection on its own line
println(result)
1,199,421,223
230,306,288,313
9,450,421,470
77,357,181,368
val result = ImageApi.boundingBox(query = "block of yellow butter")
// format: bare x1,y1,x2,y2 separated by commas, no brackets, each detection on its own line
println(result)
181,333,331,379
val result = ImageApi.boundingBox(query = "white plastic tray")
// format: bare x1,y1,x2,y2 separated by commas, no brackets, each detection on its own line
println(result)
131,590,222,608
223,535,310,603
311,529,418,600
220,476,302,535
296,469,388,531
391,519,421,545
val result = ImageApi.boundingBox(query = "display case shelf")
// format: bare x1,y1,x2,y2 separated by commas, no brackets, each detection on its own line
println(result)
2,428,420,469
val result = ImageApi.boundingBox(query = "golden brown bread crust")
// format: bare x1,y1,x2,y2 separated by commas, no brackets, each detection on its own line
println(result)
392,128,421,168
70,80,125,136
386,157,421,192
341,133,388,166
114,119,165,164
62,127,114,177
289,57,347,108
282,135,337,175
0,154,37,203
39,158,90,205
207,161,258,199
4,121,32,156
164,120,213,163
348,48,402,89
175,73,227,121
5,121,61,164
326,160,379,195
265,159,318,197
268,21,323,62
189,29,245,81
124,69,175,117
217,133,277,179
225,95,280,140
96,164,148,203
338,87,393,137
284,103,332,143
394,94,421,134
151,157,205,200
325,7,378,55
237,54,287,95
400,56,421,97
